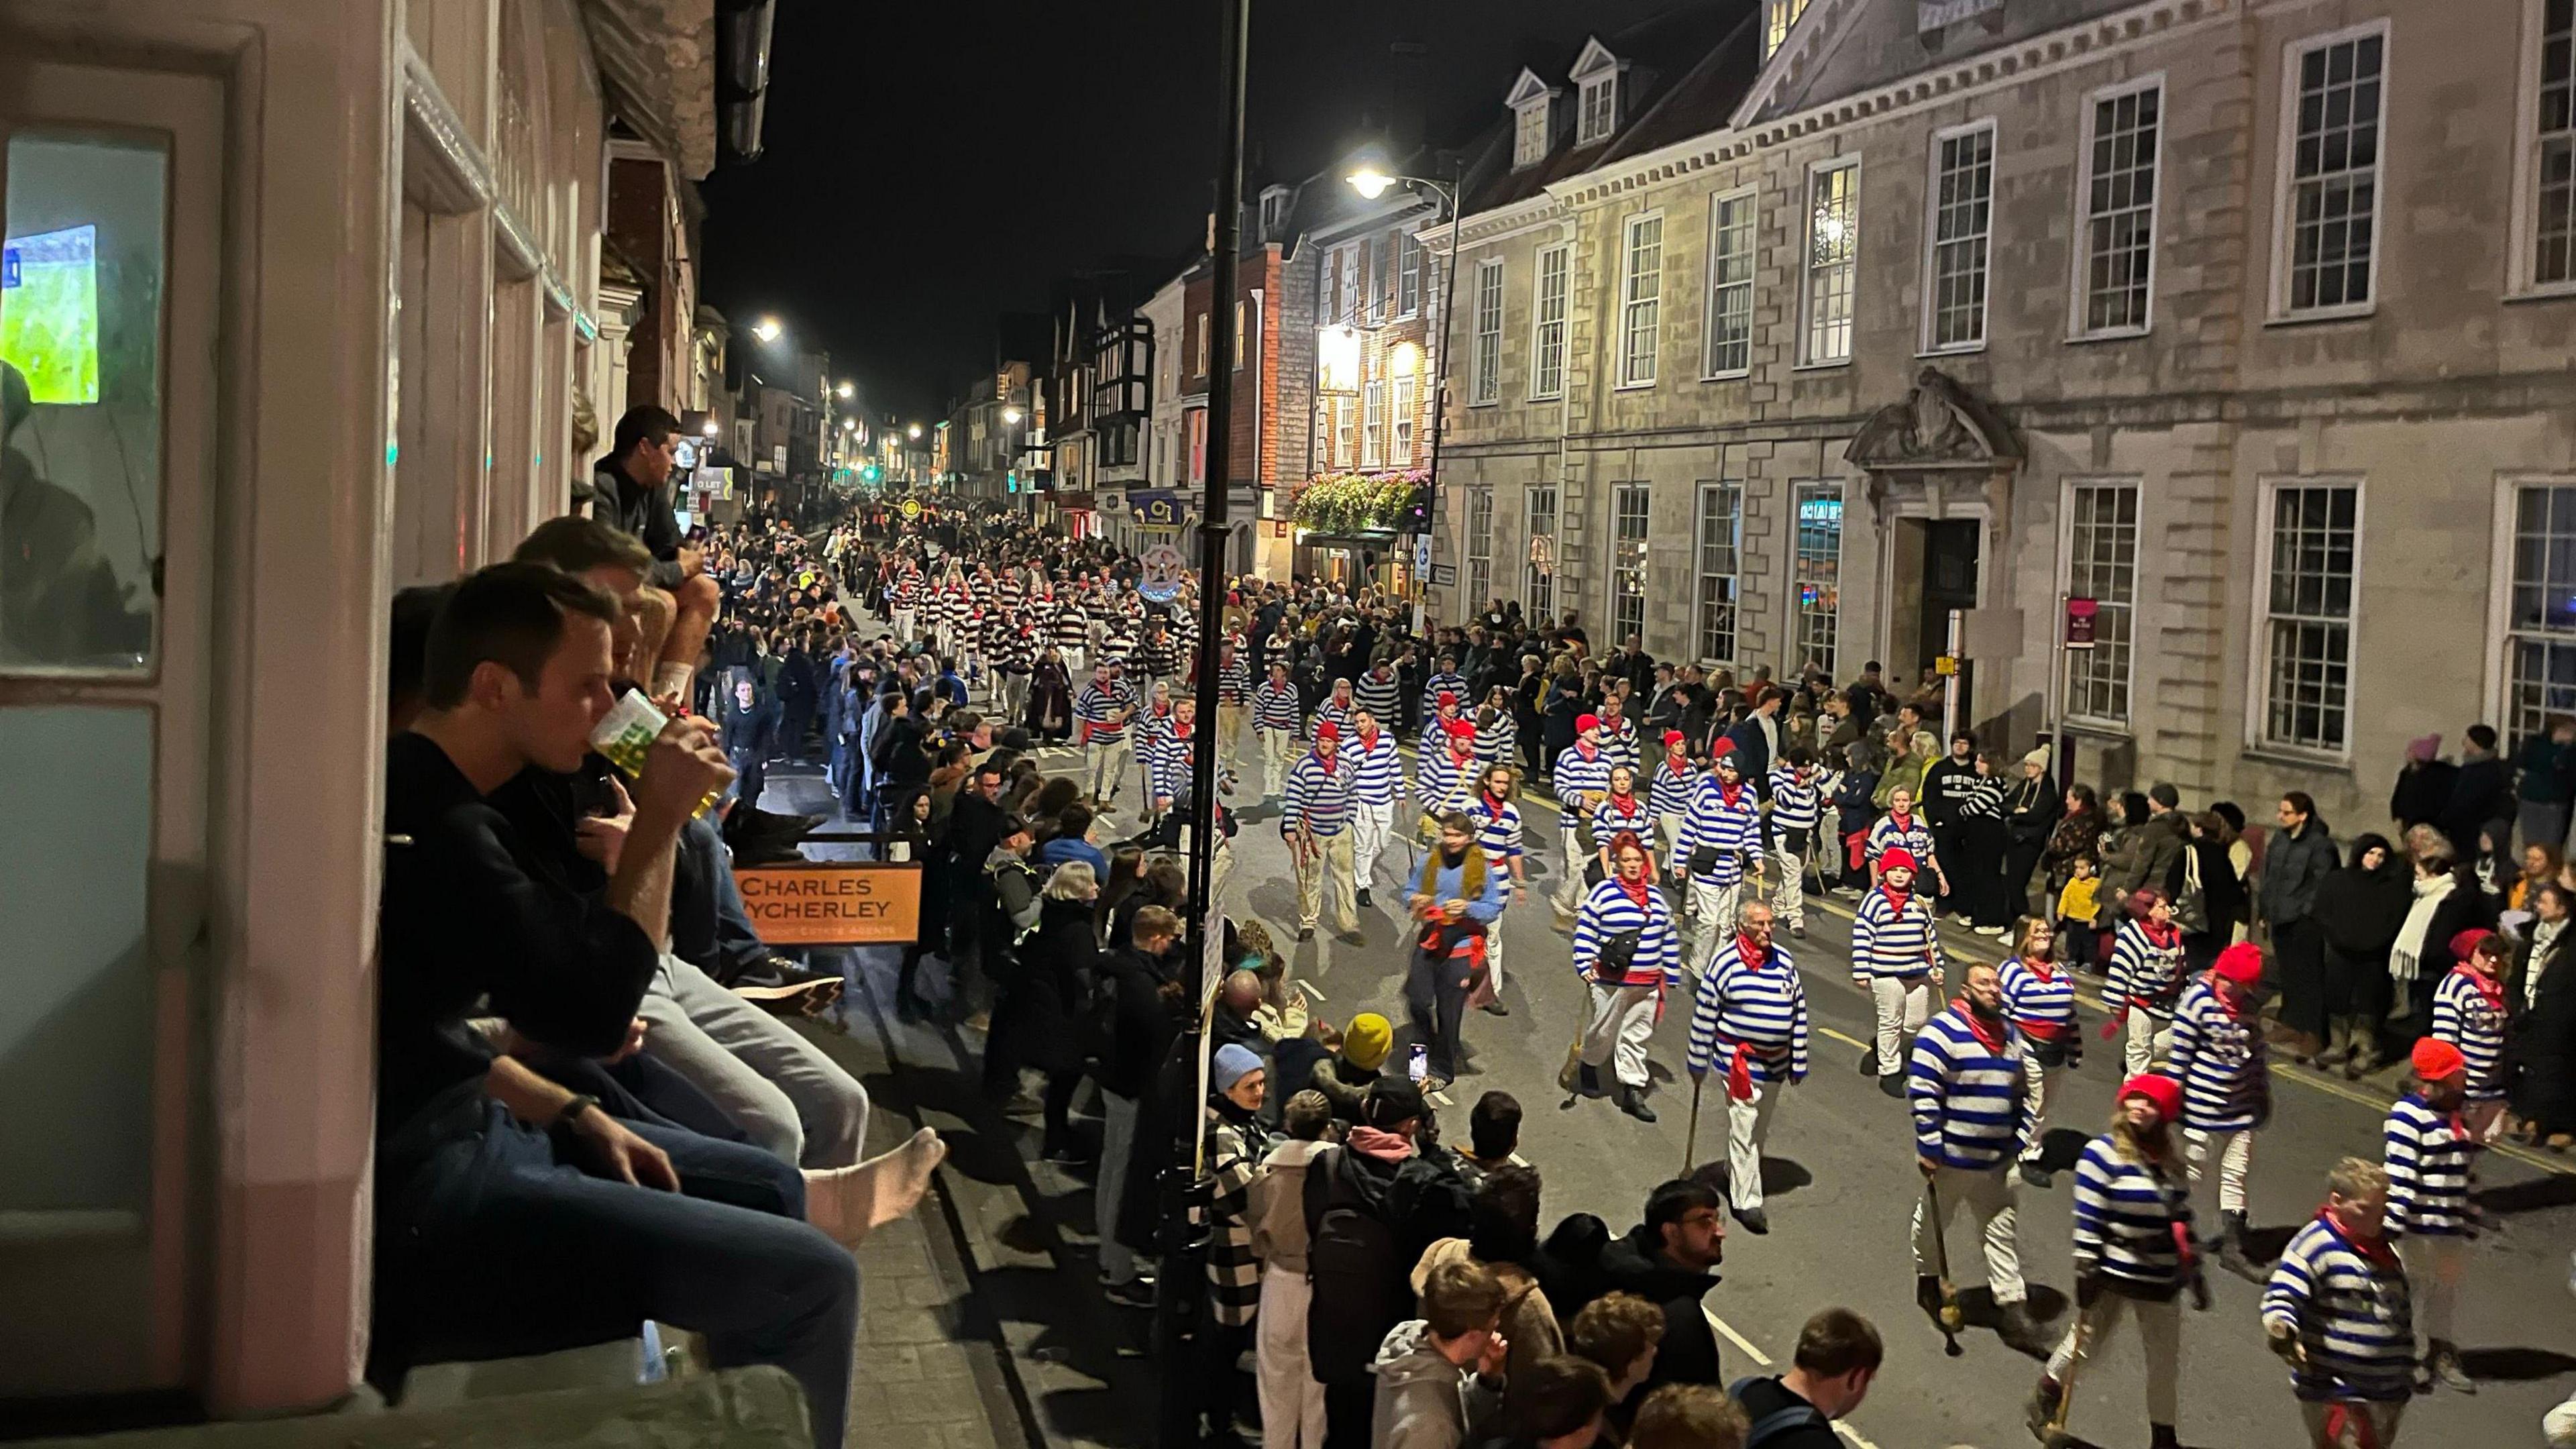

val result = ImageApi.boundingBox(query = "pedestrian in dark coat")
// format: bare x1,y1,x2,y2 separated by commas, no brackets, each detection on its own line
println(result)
2390,734,2456,833
1027,649,1074,741
2001,747,2064,918
2510,881,2576,1144
2311,833,2409,1075
2439,724,2515,866
996,880,1103,1161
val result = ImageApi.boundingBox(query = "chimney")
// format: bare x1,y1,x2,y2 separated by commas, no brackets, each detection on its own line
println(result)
1389,40,1428,154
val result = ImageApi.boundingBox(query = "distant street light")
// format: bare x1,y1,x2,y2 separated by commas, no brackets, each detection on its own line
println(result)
842,418,857,432
753,316,782,343
1002,406,1024,425
1346,164,1395,200
700,419,720,437
907,423,923,440
836,381,854,399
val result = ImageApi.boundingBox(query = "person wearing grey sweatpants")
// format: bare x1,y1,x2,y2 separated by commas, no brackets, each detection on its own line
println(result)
635,953,869,1168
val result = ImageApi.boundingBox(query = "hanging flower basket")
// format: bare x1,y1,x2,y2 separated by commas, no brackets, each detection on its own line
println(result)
1291,469,1429,532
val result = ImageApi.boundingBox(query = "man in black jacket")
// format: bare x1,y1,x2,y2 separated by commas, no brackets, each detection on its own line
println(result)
1545,1178,1729,1396
1919,733,1980,910
590,405,720,702
1093,906,1181,1304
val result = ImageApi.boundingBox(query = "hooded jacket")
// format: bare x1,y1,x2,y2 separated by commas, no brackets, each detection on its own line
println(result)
1411,1238,1562,1393
1370,1320,1505,1449
1248,1137,1334,1273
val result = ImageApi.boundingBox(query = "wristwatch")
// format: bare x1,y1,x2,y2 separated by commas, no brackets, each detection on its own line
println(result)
551,1093,602,1132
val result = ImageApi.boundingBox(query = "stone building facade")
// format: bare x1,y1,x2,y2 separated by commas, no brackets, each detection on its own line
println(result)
1434,0,2576,829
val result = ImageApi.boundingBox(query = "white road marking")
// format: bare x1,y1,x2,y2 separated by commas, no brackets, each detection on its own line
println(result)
1702,1306,1886,1449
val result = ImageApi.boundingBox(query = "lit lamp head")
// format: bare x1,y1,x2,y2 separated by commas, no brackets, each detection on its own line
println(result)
1002,407,1024,425
1346,166,1396,201
836,381,854,399
752,316,782,343
908,423,924,440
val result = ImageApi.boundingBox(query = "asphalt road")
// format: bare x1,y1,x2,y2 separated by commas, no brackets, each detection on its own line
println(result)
776,726,2576,1449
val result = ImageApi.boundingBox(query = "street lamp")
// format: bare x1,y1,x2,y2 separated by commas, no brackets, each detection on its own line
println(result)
836,381,854,399
752,315,782,343
1002,406,1024,425
1346,156,1466,630
700,418,719,437
907,423,923,440
842,417,857,432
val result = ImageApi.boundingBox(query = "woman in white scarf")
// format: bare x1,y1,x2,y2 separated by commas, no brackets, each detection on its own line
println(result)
2390,851,2457,999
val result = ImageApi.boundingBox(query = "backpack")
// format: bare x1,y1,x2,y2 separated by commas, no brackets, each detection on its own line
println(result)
1726,1377,1827,1448
1302,1146,1408,1386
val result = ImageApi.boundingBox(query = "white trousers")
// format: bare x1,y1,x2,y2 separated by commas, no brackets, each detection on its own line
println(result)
1686,877,1746,980
1871,975,1937,1077
2021,1061,2065,1164
1582,981,1658,1087
1293,830,1357,934
2125,1006,2175,1076
2047,1292,2180,1427
1256,1266,1328,1449
1260,727,1293,795
1727,1080,1785,1211
2184,1126,2255,1216
1911,1163,2027,1304
1352,799,1394,892
1085,735,1134,804
1658,811,1688,865
2403,1232,2467,1345
893,606,916,641
1554,821,1589,912
1061,644,1087,676
1770,845,1807,927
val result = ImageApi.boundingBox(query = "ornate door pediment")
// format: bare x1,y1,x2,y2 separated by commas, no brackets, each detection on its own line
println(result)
1843,366,2023,524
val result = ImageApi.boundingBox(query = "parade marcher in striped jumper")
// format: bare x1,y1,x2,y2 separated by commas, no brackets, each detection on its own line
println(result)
1552,716,1614,919
1283,721,1362,944
1589,765,1656,888
2264,1158,2415,1449
1214,641,1253,767
1852,849,1945,1091
1415,716,1483,847
2106,887,2189,1075
1647,730,1698,866
2169,941,2273,1281
1684,900,1806,1234
1354,657,1403,730
1766,747,1823,938
2028,1073,2209,1449
1673,743,1763,975
1419,658,1468,739
2385,1037,2480,1395
1465,762,1527,1014
1051,594,1089,674
1404,811,1511,1091
1134,680,1178,820
1596,694,1642,775
1346,709,1402,906
1252,661,1304,798
2002,918,2084,1188
890,566,922,642
1075,662,1138,811
1866,786,1945,895
1472,688,1516,767
1313,676,1358,741
1907,961,2048,1354
2432,928,2513,1145
1572,833,1680,1123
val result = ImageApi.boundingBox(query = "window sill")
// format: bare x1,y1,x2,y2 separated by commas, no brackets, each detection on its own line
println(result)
2237,745,2355,777
2065,324,2152,345
1613,380,1658,392
1468,399,1502,410
1701,368,1751,383
2058,717,2133,741
2505,284,2576,304
1916,340,1987,360
2262,303,2377,327
1790,357,1854,372
1527,390,1566,404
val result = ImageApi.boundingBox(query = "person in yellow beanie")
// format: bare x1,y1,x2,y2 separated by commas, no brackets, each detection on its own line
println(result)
1309,1012,1392,1124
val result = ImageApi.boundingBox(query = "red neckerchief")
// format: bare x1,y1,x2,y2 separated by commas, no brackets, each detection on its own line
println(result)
1617,874,1654,913
2411,1089,2471,1141
2319,1203,2400,1270
1718,774,1746,810
1951,1001,2008,1056
1608,792,1641,818
1735,934,1770,971
2453,964,2507,1014
2020,953,2059,981
1879,881,1913,916
1479,789,1510,816
1449,742,1476,768
1358,726,1381,751
1576,741,1600,761
1889,808,1915,831
2139,917,2181,950
1664,754,1689,779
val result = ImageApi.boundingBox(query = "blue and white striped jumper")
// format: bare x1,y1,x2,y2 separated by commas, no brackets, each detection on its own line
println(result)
1571,878,1682,991
1672,775,1762,888
1851,886,1943,982
1474,710,1516,765
1587,793,1657,853
1553,744,1613,811
2069,1136,2194,1296
1074,683,1133,740
2381,1093,2475,1239
2108,920,2189,1016
1215,657,1253,705
1346,728,1401,807
1647,757,1699,820
2263,1217,2416,1403
1415,743,1479,820
1250,679,1303,732
1767,766,1822,835
1281,751,1356,838
1598,718,1642,775
2001,956,2079,1040
2167,979,2268,1132
1465,792,1525,868
1866,810,1937,870
1686,938,1809,1081
1148,736,1197,808
2430,969,2510,1102
1353,669,1402,724
1418,672,1468,732
1311,692,1357,740
1908,1008,2029,1169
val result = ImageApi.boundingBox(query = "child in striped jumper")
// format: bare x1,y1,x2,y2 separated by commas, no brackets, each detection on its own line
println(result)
2263,1158,2414,1449
2384,1037,2480,1396
2432,928,2513,1144
2168,941,2271,1281
1851,848,1943,1090
2105,885,2188,1075
2002,918,2082,1188
2029,1072,2207,1449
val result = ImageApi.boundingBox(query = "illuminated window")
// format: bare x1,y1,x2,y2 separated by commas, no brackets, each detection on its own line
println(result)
1363,380,1385,468
1466,488,1494,606
1793,482,1840,676
2063,480,2140,727
1514,101,1549,169
1392,374,1417,465
2502,480,2576,745
1334,396,1356,469
1610,482,1651,646
1525,486,1558,620
1694,483,1741,664
1705,190,1755,376
1801,160,1858,365
1764,0,1812,59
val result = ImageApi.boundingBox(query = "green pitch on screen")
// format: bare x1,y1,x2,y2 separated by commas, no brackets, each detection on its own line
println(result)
1,225,102,405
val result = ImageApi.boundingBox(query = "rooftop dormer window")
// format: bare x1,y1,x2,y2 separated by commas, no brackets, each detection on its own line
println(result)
1569,38,1624,146
1505,67,1557,170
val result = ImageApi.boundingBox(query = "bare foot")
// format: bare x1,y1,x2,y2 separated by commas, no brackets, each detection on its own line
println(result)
803,1128,949,1246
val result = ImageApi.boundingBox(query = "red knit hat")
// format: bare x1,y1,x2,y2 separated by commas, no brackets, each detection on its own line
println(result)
2118,1073,2183,1124
1438,692,1460,709
1444,717,1477,741
2410,1038,2467,1081
2450,928,2499,965
2212,941,2264,987
1576,713,1602,734
1313,720,1340,743
1710,737,1736,759
1880,849,1917,874
1663,730,1686,747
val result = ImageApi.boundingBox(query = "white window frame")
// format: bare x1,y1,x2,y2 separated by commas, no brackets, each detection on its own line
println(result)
1919,119,1996,356
1703,187,1758,379
2056,476,2143,731
1333,395,1356,469
1764,0,1812,60
1578,76,1617,145
2269,19,2392,323
1398,232,1422,318
2248,475,2366,761
1792,481,1841,678
1513,100,1550,170
1465,486,1495,606
1617,209,1664,389
1391,374,1417,465
2483,474,2576,743
2512,0,2576,297
1530,244,1569,400
1799,156,1860,368
1693,482,1743,665
1525,485,1559,621
2068,74,2166,340
1362,380,1386,468
1471,258,1505,406
1609,482,1653,649
1195,311,1209,375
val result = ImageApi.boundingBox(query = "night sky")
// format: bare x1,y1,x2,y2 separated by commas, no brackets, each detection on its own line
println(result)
698,0,1697,421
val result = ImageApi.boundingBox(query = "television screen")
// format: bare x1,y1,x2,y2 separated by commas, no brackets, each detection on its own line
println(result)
1,223,101,405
